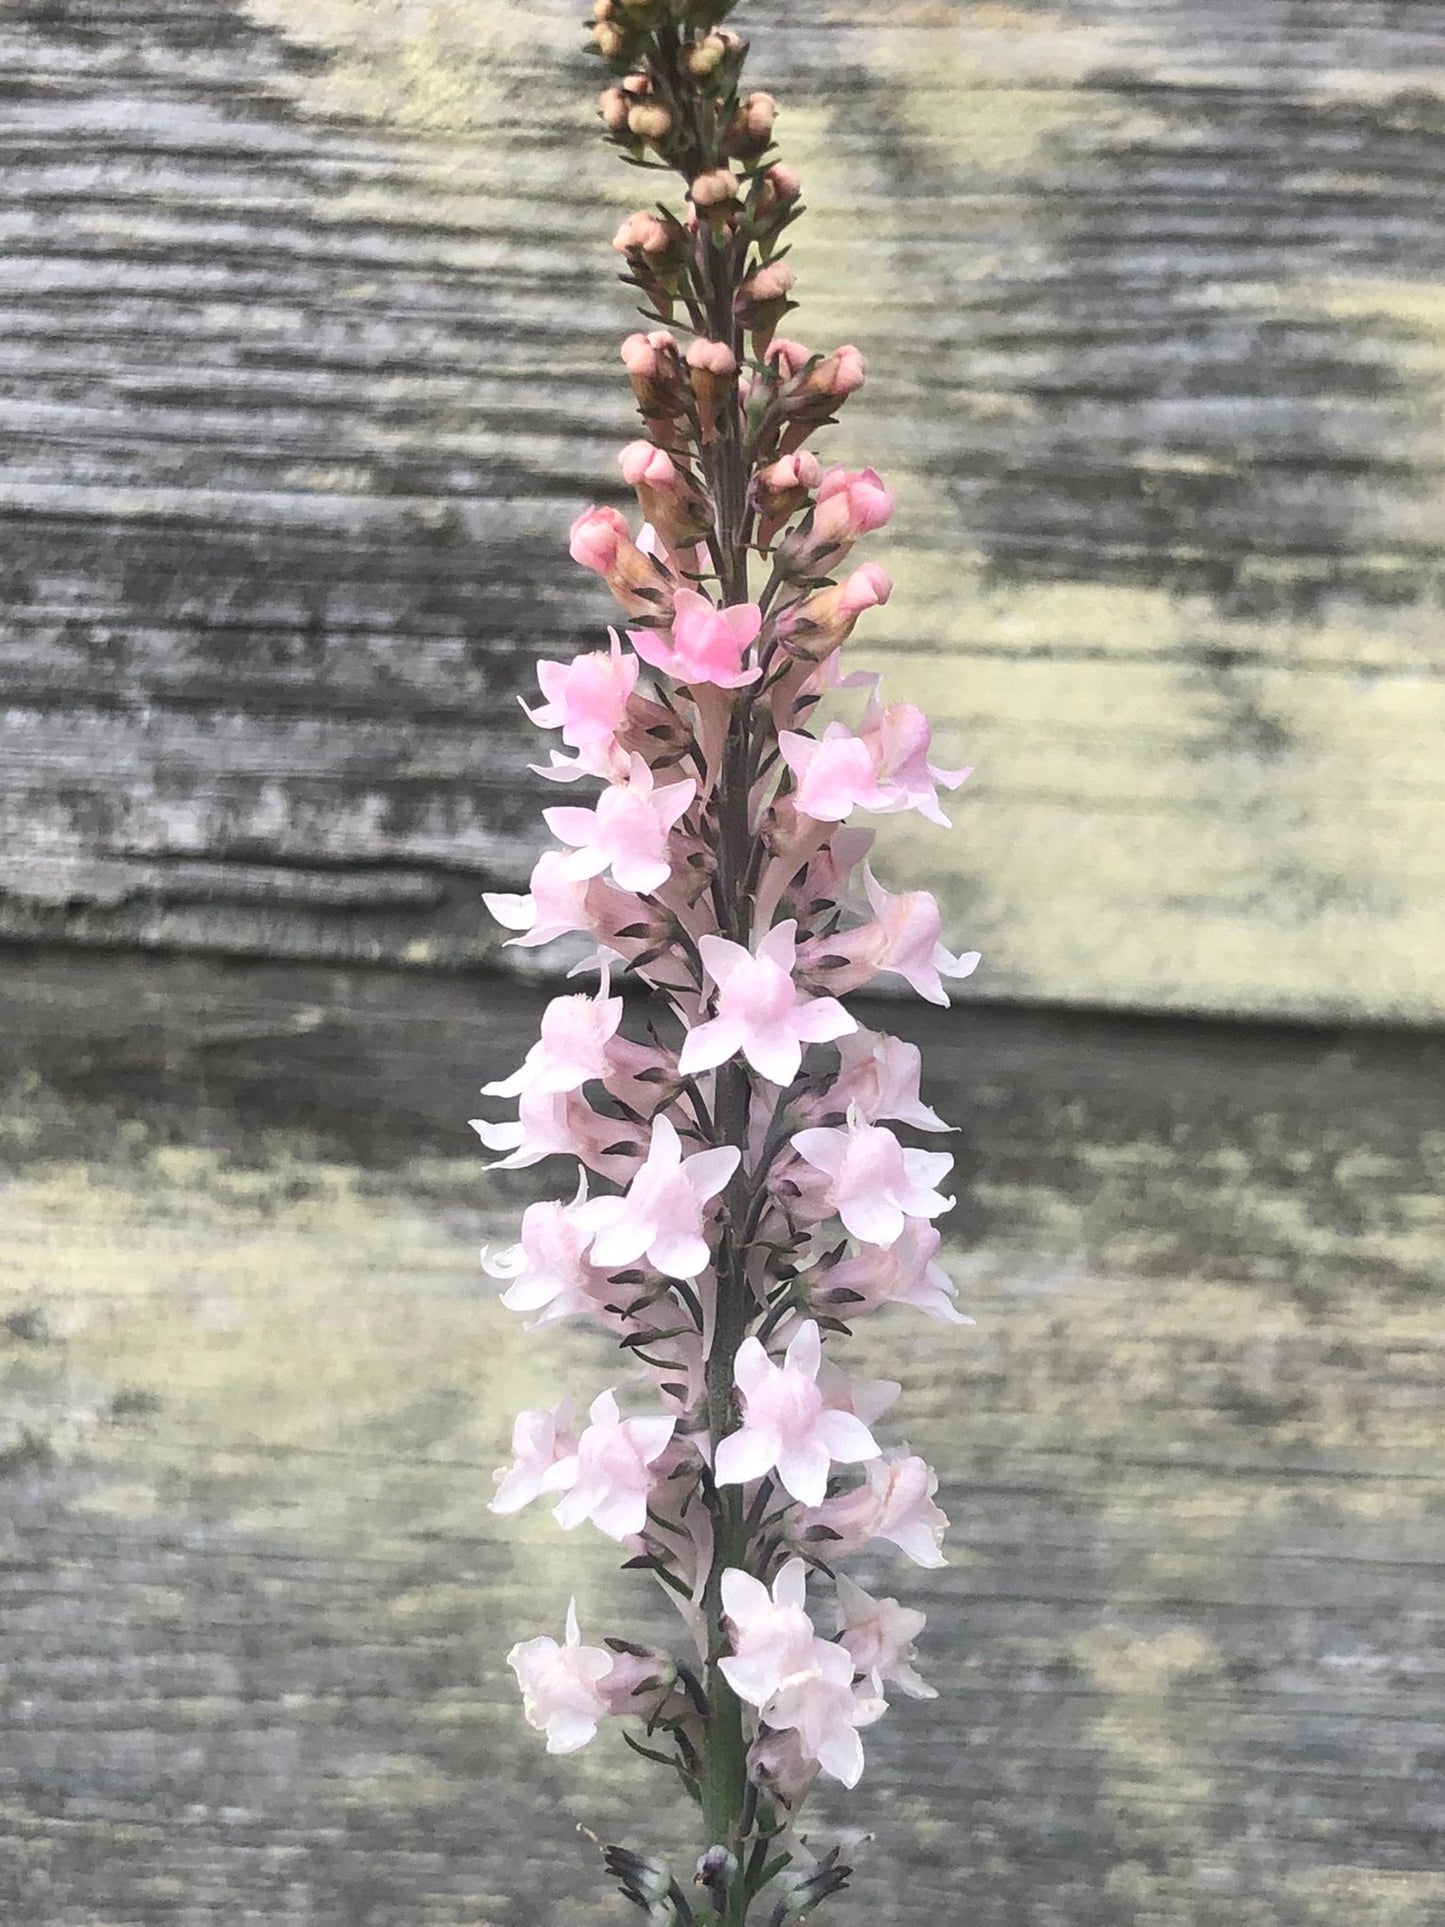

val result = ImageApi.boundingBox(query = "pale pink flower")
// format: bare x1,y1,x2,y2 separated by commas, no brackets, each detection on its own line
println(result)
523,633,638,778
550,1389,676,1541
483,973,624,1099
802,1452,949,1568
790,1112,954,1247
764,1646,886,1789
471,1085,644,1179
778,724,888,821
835,1573,936,1699
508,1600,614,1754
714,1320,880,1506
545,754,696,896
799,868,980,1005
678,919,855,1087
483,1178,612,1326
748,1726,821,1804
718,1558,818,1709
577,1114,738,1280
859,697,970,828
829,1029,949,1131
859,869,981,1003
483,849,594,950
821,1222,971,1325
490,1397,577,1515
628,589,761,689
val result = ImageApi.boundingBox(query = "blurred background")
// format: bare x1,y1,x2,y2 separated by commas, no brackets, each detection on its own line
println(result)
1,2,1442,1923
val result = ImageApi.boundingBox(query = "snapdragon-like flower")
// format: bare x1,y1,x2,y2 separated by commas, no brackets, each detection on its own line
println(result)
491,1397,578,1515
820,1221,972,1325
835,1573,936,1699
578,1114,738,1280
508,1600,615,1753
523,632,639,777
679,919,855,1087
628,588,762,689
715,1320,880,1506
550,1389,676,1541
719,1560,885,1788
483,973,624,1097
829,1029,949,1131
802,1451,950,1568
482,847,593,950
545,754,696,896
483,1178,611,1325
791,1111,954,1247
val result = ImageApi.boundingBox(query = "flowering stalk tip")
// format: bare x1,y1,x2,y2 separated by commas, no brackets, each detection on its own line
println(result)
484,6,979,1920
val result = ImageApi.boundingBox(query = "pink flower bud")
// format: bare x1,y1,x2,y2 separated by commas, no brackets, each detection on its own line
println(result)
763,337,811,380
627,100,673,143
686,336,738,442
620,329,687,422
611,211,671,258
569,503,629,575
568,505,678,618
597,85,630,134
774,564,892,662
751,450,821,545
686,337,737,378
803,343,865,400
684,28,739,78
766,162,801,201
689,167,738,210
778,467,895,575
735,261,797,343
619,439,676,491
726,90,777,159
840,562,891,615
592,19,625,59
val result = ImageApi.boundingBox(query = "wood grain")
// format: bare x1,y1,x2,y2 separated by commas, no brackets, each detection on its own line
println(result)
1,0,1442,1015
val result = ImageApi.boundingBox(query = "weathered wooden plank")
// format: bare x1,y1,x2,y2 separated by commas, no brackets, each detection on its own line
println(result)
0,0,1443,1018
1,950,1442,1923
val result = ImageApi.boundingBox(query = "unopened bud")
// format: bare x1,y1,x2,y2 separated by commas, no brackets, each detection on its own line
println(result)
697,1847,739,1902
612,211,672,258
764,336,812,380
686,336,737,442
621,329,688,422
592,19,626,58
618,439,712,548
735,259,796,347
689,167,738,210
627,100,673,143
685,28,740,78
621,70,651,96
751,449,821,542
810,343,865,398
597,85,630,134
726,90,777,159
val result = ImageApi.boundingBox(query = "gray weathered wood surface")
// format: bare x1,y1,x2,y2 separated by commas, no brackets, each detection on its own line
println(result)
1,0,1442,1019
1,951,1442,1924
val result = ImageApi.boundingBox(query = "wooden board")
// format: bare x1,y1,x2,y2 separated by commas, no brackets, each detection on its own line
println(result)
1,950,1442,1923
1,0,1442,1018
